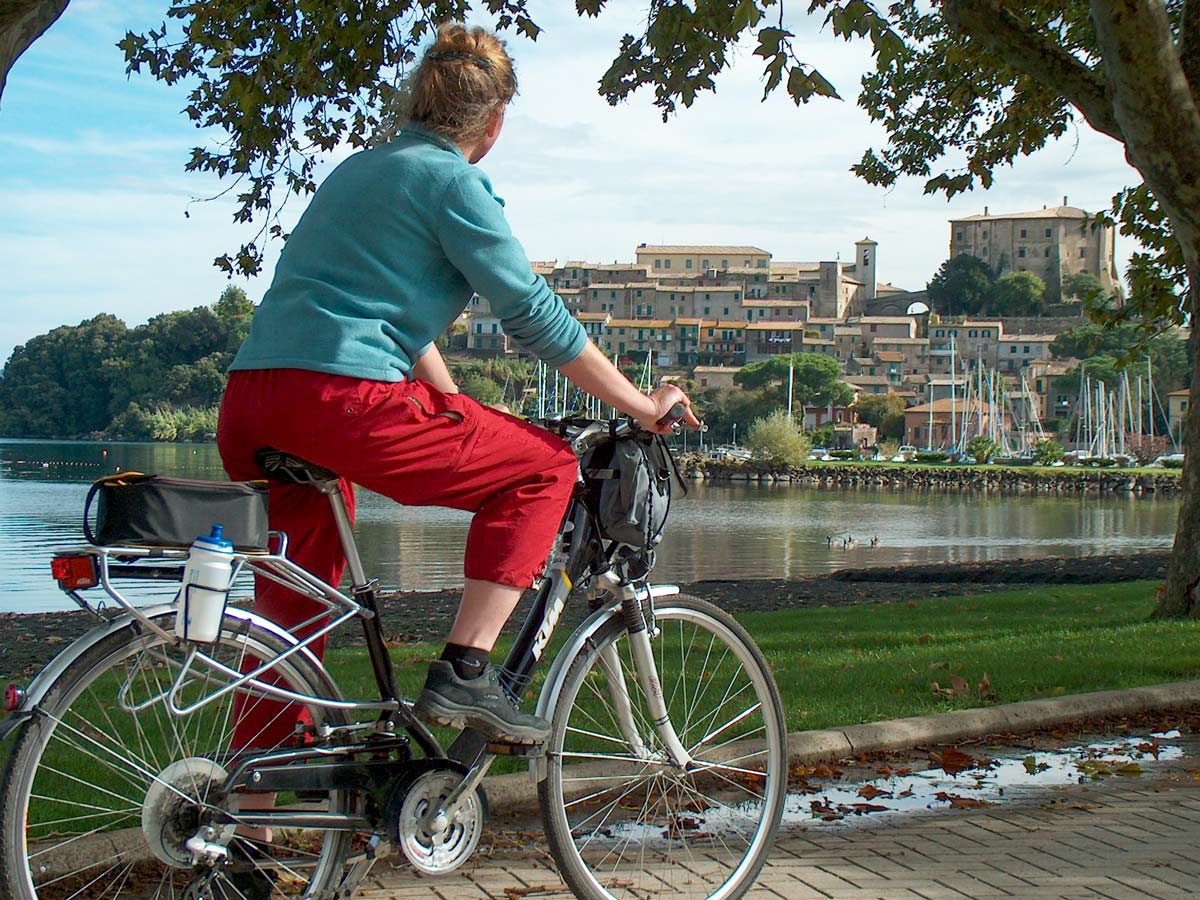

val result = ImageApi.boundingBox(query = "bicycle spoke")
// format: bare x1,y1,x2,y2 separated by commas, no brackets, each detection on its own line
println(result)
4,614,353,900
544,599,785,900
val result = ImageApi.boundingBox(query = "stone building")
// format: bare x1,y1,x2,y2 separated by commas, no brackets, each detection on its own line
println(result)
948,201,1120,299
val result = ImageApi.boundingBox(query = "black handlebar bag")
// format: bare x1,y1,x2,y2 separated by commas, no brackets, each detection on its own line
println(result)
83,473,270,552
581,432,687,551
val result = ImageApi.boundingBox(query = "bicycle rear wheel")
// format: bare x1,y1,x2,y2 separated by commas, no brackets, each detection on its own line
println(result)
539,595,787,900
0,609,356,899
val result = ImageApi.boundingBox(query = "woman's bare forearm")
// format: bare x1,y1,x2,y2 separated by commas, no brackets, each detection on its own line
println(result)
557,343,657,421
558,342,699,434
412,343,459,394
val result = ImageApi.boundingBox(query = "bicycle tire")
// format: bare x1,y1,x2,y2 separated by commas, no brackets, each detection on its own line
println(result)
539,594,787,900
0,609,357,900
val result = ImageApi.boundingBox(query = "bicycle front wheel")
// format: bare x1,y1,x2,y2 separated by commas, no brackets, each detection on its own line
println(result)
539,595,787,900
0,609,357,900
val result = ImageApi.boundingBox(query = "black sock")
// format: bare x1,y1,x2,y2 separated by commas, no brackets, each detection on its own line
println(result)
441,643,489,680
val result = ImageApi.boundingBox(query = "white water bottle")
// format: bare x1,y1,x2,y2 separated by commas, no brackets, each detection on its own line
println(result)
176,525,235,643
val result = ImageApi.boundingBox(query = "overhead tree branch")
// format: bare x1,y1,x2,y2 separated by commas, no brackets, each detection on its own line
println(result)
1091,0,1200,236
0,0,69,107
1176,0,1200,110
941,0,1122,141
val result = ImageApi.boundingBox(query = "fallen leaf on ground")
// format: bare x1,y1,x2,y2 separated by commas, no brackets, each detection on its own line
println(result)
1136,740,1161,759
933,747,976,775
849,802,889,814
857,784,891,801
935,792,992,809
503,885,571,899
1023,756,1049,775
978,672,996,700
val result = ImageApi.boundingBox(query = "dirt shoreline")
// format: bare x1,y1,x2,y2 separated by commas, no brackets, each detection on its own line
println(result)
0,551,1169,683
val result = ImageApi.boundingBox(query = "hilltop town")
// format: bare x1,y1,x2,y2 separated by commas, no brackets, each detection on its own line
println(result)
462,202,1189,455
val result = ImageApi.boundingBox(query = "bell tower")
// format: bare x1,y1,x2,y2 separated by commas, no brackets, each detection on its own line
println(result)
855,238,878,301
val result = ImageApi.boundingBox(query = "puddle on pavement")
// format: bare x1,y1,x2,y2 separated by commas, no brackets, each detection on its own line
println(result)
783,730,1187,829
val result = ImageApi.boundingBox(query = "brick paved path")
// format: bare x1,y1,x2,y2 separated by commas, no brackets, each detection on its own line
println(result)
357,753,1200,900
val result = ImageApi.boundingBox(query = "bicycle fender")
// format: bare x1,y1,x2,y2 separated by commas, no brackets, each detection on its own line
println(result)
528,584,681,784
0,605,325,741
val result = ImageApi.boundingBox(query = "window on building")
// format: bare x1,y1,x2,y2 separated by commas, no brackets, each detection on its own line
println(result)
654,259,661,269
1018,247,1027,258
1020,228,1027,238
757,259,766,268
1023,345,1031,353
969,330,977,337
702,259,710,269
982,230,989,240
722,259,729,268
1079,248,1087,258
475,323,482,333
686,259,693,269
491,323,497,333
1010,346,1017,353
665,260,672,269
723,307,730,316
982,247,989,257
636,289,643,297
734,293,741,300
1044,247,1051,258
1044,228,1052,238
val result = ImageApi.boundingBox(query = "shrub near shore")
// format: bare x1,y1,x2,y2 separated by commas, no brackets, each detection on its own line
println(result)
681,457,1183,495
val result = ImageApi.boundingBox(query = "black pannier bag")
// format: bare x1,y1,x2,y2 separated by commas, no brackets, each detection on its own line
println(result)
84,473,270,552
581,431,687,551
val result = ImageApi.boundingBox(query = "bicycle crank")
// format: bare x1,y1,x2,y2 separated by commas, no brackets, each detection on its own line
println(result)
392,766,485,875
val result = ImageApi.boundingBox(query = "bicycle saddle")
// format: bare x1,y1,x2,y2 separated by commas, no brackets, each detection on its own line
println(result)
254,447,340,486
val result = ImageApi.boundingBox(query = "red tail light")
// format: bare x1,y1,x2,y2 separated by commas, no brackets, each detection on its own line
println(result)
5,685,25,712
51,554,98,590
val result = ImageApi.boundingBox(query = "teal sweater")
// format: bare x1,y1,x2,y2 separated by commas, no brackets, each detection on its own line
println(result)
230,127,587,381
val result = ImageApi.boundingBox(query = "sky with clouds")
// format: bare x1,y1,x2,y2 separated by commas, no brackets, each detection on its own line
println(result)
0,0,1143,366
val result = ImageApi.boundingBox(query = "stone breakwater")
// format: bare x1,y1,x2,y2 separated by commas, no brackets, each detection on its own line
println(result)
680,459,1181,495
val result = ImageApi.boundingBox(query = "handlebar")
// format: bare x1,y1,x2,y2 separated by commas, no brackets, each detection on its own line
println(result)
540,403,696,455
656,402,687,431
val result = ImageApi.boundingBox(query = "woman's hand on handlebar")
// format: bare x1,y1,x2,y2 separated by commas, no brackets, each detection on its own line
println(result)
637,385,700,435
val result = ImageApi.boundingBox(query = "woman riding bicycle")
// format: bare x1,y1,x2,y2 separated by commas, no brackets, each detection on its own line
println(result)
217,23,697,748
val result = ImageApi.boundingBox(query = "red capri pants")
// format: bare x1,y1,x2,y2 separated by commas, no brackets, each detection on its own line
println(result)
217,368,578,749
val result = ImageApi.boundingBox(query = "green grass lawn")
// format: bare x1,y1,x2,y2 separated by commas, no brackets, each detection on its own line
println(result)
324,581,1200,735
5,581,1197,834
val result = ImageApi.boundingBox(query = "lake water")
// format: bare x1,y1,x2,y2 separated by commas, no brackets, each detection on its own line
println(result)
0,439,1180,613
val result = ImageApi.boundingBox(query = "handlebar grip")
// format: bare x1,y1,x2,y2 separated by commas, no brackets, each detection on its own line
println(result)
656,402,687,430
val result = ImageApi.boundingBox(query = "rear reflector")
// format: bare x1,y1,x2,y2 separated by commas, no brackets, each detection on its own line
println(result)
51,554,98,590
5,685,25,712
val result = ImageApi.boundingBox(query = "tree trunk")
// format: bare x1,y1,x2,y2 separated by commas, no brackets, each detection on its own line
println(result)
1155,253,1200,618
0,0,70,107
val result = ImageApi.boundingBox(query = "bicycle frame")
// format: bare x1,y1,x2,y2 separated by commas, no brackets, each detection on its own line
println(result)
21,418,689,838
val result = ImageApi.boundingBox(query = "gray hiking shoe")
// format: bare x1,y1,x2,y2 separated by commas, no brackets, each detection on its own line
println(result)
413,661,549,745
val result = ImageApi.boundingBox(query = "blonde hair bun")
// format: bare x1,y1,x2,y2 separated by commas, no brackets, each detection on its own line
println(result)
407,24,517,145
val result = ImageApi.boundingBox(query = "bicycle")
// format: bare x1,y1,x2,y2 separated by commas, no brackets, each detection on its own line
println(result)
0,410,788,900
